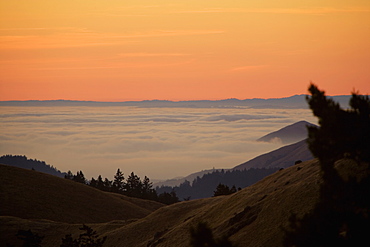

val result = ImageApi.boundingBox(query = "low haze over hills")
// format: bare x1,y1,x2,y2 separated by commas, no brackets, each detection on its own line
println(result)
155,120,314,188
0,95,351,109
1,121,314,203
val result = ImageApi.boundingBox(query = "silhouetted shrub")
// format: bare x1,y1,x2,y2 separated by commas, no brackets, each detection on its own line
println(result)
190,222,235,247
213,183,237,197
16,229,44,247
60,224,107,247
157,191,179,205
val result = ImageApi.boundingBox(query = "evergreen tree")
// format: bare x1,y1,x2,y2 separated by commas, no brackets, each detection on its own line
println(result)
213,183,236,197
125,172,142,197
96,175,105,191
73,171,86,184
142,176,157,200
112,168,125,193
157,191,179,205
284,84,370,246
65,170,74,180
103,178,112,191
89,177,97,188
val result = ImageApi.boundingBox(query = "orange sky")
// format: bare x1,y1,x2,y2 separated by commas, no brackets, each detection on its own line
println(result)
1,0,369,101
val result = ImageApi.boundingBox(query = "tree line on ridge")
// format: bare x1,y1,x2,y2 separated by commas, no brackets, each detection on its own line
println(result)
156,167,280,200
64,169,179,205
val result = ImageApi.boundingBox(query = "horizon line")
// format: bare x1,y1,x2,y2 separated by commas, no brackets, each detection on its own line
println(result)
0,94,353,103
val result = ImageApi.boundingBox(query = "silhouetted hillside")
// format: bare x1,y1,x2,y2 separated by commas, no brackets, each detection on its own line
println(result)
156,167,280,200
0,164,163,224
0,155,65,178
257,121,316,144
153,169,223,188
233,139,313,170
2,159,365,246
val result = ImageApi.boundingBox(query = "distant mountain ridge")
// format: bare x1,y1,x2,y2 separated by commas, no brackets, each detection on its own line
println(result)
257,120,317,144
0,95,351,109
0,155,66,178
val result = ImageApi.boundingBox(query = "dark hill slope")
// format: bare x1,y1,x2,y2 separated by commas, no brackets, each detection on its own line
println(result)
0,164,163,224
234,139,313,170
103,159,322,247
1,159,362,247
257,120,316,144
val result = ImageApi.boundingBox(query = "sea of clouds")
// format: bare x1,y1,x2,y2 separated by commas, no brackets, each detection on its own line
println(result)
0,106,317,180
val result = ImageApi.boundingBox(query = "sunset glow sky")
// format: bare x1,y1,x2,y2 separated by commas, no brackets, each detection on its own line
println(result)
1,0,369,101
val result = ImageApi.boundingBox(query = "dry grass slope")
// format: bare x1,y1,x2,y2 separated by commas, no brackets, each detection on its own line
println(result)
102,159,321,247
0,164,163,224
3,159,360,247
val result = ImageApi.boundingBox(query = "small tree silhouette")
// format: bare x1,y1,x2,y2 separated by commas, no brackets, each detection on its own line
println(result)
190,222,235,247
213,183,237,197
60,224,107,247
16,229,44,247
112,168,125,193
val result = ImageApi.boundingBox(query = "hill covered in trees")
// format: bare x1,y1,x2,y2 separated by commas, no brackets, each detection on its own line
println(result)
65,169,180,205
156,167,280,200
0,155,66,177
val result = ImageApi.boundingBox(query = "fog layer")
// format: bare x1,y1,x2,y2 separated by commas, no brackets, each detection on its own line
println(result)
0,106,316,180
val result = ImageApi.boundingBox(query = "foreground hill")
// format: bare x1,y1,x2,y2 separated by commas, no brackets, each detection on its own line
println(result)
2,159,361,246
0,164,163,224
1,159,322,246
233,139,313,170
257,121,316,144
104,159,322,247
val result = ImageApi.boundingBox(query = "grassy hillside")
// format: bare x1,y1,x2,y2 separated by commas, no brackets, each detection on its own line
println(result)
2,159,362,247
104,159,322,247
0,164,163,224
234,139,313,170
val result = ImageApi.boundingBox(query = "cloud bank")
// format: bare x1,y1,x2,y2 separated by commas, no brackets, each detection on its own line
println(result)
0,106,316,180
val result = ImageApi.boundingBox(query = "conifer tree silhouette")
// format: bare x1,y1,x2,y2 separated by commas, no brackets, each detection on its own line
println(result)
284,84,370,246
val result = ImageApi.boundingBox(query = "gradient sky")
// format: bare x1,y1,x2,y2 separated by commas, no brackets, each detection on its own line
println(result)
1,0,369,101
